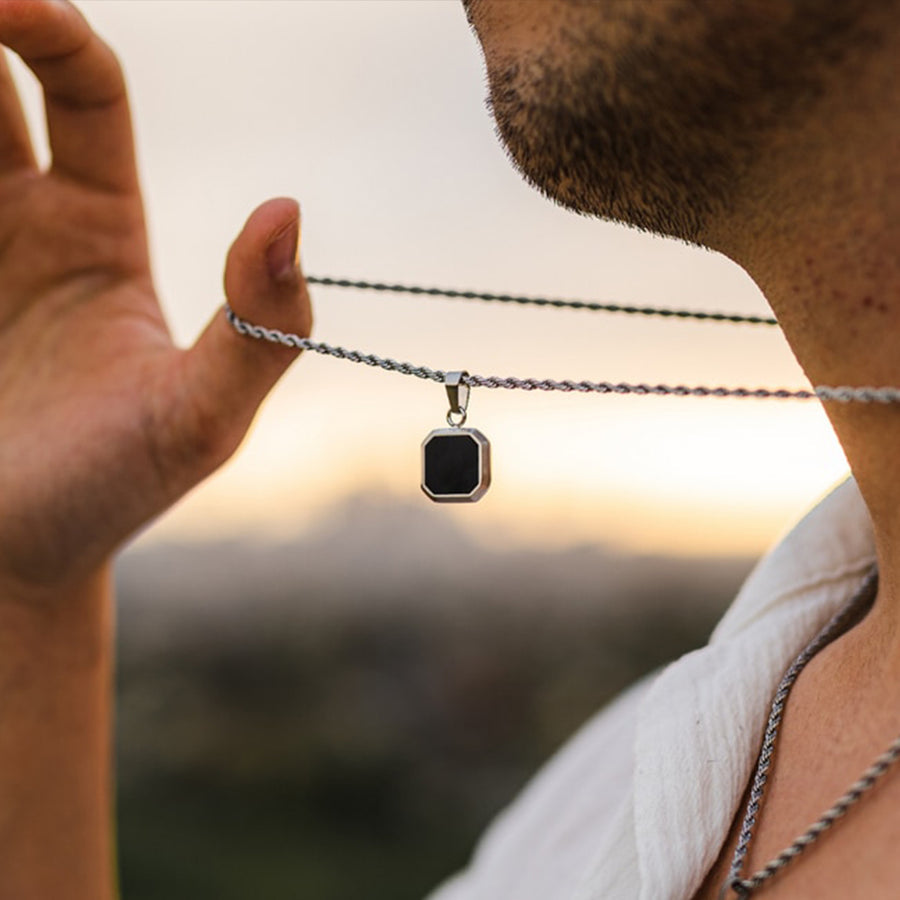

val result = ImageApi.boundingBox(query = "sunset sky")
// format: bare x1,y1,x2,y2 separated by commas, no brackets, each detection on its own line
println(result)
16,0,851,557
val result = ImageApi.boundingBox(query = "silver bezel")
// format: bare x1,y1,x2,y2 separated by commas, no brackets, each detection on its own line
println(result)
421,427,491,503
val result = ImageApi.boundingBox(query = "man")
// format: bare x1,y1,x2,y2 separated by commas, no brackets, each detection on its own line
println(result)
0,1,897,898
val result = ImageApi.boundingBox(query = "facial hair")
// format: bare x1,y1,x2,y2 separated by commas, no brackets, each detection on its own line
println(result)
478,0,881,245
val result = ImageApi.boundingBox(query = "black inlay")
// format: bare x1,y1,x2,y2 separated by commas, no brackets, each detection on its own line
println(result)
424,433,480,495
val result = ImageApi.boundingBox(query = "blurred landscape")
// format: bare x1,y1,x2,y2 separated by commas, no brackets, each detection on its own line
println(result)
115,493,755,900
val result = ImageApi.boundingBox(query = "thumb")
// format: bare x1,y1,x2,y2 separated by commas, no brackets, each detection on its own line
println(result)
177,197,313,472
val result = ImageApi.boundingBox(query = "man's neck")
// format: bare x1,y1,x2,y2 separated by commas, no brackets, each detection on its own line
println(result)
707,36,900,669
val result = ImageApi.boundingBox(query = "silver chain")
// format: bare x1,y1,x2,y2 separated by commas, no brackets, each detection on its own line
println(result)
224,305,900,403
304,275,780,326
722,569,900,898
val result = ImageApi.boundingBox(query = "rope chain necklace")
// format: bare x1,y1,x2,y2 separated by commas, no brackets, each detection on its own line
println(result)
230,278,900,891
721,568,900,898
224,276,900,502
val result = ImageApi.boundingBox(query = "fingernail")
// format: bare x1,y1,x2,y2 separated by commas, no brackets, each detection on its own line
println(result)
266,219,300,284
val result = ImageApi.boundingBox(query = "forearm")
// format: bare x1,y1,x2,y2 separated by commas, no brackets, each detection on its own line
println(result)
0,567,116,900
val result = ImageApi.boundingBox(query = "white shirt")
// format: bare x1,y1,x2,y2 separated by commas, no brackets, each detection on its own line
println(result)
429,478,876,900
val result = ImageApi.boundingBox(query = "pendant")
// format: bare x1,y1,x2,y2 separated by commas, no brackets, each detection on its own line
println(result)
421,371,491,503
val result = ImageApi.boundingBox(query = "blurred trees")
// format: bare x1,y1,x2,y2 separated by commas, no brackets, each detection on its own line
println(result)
115,495,754,900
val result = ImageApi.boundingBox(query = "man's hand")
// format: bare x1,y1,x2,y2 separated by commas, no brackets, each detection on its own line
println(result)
0,3,311,897
0,0,312,593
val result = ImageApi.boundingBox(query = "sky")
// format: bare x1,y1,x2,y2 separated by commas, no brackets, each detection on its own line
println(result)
12,0,852,556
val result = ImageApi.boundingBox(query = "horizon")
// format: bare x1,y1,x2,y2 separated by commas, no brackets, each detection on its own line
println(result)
39,1,854,559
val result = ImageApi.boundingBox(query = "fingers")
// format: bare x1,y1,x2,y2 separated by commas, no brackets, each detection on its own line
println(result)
0,0,138,192
0,48,35,173
176,198,313,473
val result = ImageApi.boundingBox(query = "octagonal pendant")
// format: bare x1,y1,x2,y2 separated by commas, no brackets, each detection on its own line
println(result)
421,427,491,503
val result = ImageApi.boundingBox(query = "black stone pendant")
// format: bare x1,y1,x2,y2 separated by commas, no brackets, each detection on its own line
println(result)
421,370,491,503
421,427,491,502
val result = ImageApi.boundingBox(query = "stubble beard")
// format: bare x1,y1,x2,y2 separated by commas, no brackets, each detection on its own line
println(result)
481,2,880,247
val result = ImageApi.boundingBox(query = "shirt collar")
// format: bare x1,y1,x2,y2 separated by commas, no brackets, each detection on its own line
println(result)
580,478,877,899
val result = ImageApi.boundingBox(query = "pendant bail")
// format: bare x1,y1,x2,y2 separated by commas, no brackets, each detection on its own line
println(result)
445,371,470,427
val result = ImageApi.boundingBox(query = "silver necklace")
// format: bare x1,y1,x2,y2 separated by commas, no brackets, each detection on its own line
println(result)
224,277,900,502
721,569,900,898
303,275,781,326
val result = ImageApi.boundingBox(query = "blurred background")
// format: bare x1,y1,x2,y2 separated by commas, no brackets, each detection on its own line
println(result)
12,1,852,898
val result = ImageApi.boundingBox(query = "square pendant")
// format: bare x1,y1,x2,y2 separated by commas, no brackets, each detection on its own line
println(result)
421,427,491,503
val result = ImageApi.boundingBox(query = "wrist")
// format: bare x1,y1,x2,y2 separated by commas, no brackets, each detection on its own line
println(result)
0,564,114,670
0,564,116,900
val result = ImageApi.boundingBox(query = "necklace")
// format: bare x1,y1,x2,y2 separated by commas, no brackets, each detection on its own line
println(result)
721,568,900,898
224,277,900,502
303,275,781,326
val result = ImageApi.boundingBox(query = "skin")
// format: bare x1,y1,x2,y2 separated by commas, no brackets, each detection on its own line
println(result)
0,1,311,897
463,1,900,898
